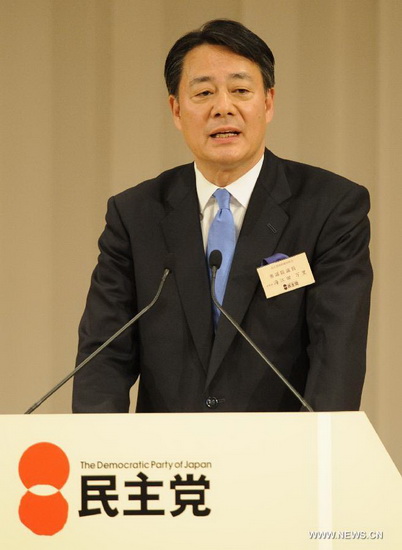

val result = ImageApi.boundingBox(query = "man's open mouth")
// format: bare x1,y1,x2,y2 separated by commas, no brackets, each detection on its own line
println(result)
210,131,240,138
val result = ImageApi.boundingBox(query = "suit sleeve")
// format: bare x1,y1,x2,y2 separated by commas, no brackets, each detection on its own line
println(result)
72,196,139,413
303,184,373,411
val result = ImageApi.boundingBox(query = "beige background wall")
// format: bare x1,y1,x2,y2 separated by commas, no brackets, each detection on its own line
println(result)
1,1,401,472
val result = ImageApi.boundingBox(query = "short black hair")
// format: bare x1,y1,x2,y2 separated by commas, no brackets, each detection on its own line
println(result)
164,19,275,97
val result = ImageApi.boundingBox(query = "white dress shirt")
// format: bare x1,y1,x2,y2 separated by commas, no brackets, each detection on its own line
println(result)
195,156,264,250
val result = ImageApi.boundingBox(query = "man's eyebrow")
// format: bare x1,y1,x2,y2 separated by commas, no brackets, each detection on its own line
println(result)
189,76,213,87
189,72,254,87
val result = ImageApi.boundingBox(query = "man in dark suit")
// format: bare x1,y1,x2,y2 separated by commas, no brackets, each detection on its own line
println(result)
72,19,372,413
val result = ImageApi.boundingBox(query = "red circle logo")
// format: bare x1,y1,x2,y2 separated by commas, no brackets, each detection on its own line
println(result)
18,442,70,536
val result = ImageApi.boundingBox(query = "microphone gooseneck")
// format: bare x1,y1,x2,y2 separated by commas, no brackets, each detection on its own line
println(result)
24,256,174,414
208,250,314,412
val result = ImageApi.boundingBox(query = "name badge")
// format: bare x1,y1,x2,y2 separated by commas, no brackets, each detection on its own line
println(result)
257,252,315,299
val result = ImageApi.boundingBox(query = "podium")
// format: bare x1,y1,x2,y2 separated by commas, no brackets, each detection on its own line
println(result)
1,412,401,549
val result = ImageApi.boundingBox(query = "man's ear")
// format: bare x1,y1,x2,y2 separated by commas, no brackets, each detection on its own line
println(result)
169,95,182,131
265,88,275,124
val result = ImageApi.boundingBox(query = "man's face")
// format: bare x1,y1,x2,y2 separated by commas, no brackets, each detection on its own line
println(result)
169,44,274,185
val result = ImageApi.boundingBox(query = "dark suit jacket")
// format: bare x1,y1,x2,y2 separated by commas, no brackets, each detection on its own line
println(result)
72,149,372,413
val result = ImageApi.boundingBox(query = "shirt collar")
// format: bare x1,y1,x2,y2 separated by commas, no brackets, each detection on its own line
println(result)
195,155,264,212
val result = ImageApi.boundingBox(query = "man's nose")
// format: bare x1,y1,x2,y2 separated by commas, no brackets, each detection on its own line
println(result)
211,91,235,117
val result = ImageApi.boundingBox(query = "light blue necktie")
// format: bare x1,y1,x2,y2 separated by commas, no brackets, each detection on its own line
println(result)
207,188,236,327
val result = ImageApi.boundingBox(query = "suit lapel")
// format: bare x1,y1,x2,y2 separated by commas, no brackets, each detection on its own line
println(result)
161,166,213,372
205,151,292,388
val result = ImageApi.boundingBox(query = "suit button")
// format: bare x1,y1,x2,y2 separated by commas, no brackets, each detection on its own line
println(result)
205,396,219,409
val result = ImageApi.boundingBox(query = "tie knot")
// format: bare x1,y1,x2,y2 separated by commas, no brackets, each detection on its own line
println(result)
213,188,231,210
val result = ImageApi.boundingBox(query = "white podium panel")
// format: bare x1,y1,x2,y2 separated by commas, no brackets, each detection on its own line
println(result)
0,412,401,549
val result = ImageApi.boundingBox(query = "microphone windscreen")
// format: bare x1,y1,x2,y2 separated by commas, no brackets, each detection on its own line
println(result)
209,250,222,270
163,253,175,272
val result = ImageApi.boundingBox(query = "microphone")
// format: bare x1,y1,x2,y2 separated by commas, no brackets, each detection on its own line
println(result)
25,254,175,414
209,250,314,412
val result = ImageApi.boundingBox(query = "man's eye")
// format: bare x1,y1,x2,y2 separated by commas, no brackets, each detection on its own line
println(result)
234,88,249,94
196,90,212,97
